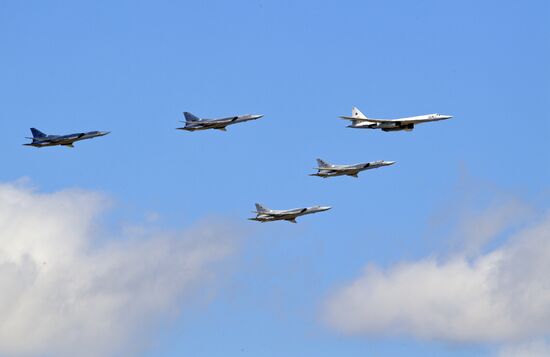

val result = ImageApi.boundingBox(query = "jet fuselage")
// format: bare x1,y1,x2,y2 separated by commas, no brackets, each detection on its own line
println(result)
178,114,263,131
249,205,331,223
311,160,396,178
24,130,110,147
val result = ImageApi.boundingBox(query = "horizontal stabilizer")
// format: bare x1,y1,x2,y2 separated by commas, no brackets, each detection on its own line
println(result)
339,116,372,121
346,117,396,123
322,166,362,171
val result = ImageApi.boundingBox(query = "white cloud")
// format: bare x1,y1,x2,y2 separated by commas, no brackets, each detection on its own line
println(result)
0,182,239,357
499,340,550,357
452,198,532,256
324,201,550,344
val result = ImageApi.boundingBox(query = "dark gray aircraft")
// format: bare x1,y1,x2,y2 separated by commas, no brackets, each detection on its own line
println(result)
310,158,396,178
23,128,110,148
177,112,263,132
249,203,331,223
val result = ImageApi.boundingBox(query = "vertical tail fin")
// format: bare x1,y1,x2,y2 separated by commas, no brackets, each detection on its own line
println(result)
352,107,368,119
255,203,269,213
316,159,331,168
183,112,200,122
30,128,46,138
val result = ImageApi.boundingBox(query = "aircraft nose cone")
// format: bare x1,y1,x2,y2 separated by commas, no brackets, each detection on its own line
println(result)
254,114,264,119
100,131,110,136
320,206,332,211
386,161,396,165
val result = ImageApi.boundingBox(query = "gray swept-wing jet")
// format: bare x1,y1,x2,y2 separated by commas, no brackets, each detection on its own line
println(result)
177,112,263,132
23,128,110,148
248,203,331,223
340,107,452,132
310,158,396,178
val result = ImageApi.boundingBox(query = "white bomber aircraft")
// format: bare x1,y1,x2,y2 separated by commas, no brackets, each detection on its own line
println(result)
340,107,452,132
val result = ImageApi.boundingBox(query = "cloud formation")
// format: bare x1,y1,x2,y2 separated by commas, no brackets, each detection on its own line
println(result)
324,198,550,345
498,340,550,357
0,182,238,357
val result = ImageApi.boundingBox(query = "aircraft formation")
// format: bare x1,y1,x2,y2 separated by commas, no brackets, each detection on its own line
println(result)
25,106,452,223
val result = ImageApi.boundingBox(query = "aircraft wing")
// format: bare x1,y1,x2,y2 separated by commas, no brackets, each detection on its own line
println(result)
339,116,372,121
257,208,307,217
201,117,240,126
25,137,49,142
353,117,445,124
258,212,289,217
219,116,240,122
49,138,79,144
340,116,430,124
46,134,83,144
195,123,219,128
315,166,356,172
26,136,67,142
274,208,307,216
340,116,405,123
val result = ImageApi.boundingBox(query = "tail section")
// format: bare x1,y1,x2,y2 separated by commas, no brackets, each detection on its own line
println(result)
183,112,200,122
339,107,369,126
316,159,331,168
255,203,269,213
352,107,367,119
30,128,46,138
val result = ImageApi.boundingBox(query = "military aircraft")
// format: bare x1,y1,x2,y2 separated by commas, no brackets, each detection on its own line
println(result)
249,203,331,223
310,158,396,178
177,112,263,132
23,128,110,148
340,107,452,131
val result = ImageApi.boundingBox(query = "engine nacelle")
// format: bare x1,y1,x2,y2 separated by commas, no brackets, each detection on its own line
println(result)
381,123,414,132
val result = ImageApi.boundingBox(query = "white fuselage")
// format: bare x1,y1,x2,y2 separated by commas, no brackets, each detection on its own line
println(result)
349,114,452,131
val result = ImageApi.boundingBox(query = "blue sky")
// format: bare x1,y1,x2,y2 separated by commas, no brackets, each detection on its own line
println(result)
0,1,549,356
